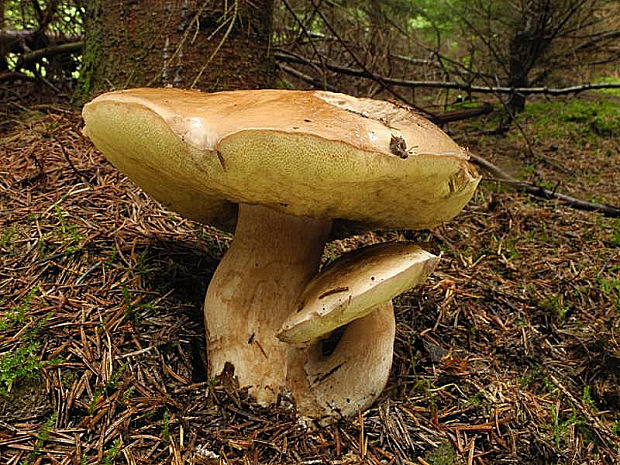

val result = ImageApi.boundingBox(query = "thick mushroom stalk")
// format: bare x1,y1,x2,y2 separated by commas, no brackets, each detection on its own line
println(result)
204,204,331,404
205,206,439,419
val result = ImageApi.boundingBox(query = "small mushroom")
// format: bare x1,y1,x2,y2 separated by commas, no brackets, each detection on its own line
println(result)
278,243,439,344
282,243,440,421
82,88,480,421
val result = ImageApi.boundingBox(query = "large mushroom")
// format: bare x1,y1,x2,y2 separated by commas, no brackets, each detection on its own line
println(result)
82,88,480,422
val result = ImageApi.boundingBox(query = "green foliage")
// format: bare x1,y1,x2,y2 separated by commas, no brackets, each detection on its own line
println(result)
593,76,620,96
36,205,85,257
610,219,620,248
102,439,122,465
582,386,597,412
597,271,620,313
466,390,485,406
550,404,595,449
89,362,128,414
423,440,457,465
539,294,570,323
162,410,170,446
54,204,85,252
0,226,17,249
612,419,620,436
4,1,82,33
121,386,135,404
518,367,539,388
0,285,61,396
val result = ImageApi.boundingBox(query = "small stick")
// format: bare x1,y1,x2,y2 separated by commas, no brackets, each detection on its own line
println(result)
470,153,620,218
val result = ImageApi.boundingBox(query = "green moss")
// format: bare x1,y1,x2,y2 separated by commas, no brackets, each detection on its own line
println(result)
75,0,103,103
0,342,44,396
517,98,620,143
424,441,458,465
0,285,39,332
0,226,16,249
103,439,122,465
592,76,620,97
538,294,570,324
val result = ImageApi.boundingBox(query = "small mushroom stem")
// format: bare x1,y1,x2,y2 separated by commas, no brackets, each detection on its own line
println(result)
287,301,395,422
204,203,331,404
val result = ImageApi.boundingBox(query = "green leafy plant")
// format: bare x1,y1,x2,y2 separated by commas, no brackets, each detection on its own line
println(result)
102,439,122,465
0,286,54,396
611,219,620,248
162,410,170,446
0,225,16,249
0,285,40,332
89,362,128,414
539,294,570,323
54,204,84,253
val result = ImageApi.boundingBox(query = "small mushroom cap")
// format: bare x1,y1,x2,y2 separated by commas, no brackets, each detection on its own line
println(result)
277,242,439,344
82,88,480,231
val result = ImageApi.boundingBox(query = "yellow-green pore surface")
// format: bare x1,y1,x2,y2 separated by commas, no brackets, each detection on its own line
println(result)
82,88,480,231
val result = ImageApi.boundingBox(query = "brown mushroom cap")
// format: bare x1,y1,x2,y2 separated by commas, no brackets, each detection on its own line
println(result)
82,88,480,231
278,242,439,344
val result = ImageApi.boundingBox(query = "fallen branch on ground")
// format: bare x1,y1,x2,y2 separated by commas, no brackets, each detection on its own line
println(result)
469,153,620,218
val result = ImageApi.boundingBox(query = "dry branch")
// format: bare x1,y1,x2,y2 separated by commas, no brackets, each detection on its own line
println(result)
278,63,338,92
274,52,620,96
18,41,83,66
0,29,81,53
432,104,493,125
0,70,34,82
309,5,435,119
279,62,493,125
469,153,620,218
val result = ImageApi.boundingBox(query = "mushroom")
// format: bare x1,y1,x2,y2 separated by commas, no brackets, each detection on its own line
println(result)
82,88,480,421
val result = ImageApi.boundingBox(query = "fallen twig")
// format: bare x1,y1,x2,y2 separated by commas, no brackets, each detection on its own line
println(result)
469,153,620,218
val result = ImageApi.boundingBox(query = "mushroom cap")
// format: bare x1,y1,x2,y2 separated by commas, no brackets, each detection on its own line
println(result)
278,242,439,344
82,88,480,231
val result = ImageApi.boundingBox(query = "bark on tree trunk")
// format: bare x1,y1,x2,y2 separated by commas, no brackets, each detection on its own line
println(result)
0,0,7,71
506,3,554,115
77,0,275,100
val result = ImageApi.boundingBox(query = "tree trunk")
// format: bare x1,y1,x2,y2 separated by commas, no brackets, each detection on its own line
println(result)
77,0,275,100
506,2,554,115
0,0,7,71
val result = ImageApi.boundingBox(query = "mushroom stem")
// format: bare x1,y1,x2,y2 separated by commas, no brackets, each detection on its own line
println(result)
204,203,331,404
287,301,395,422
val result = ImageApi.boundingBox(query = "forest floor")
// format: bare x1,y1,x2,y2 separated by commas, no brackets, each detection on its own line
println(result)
0,90,619,465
